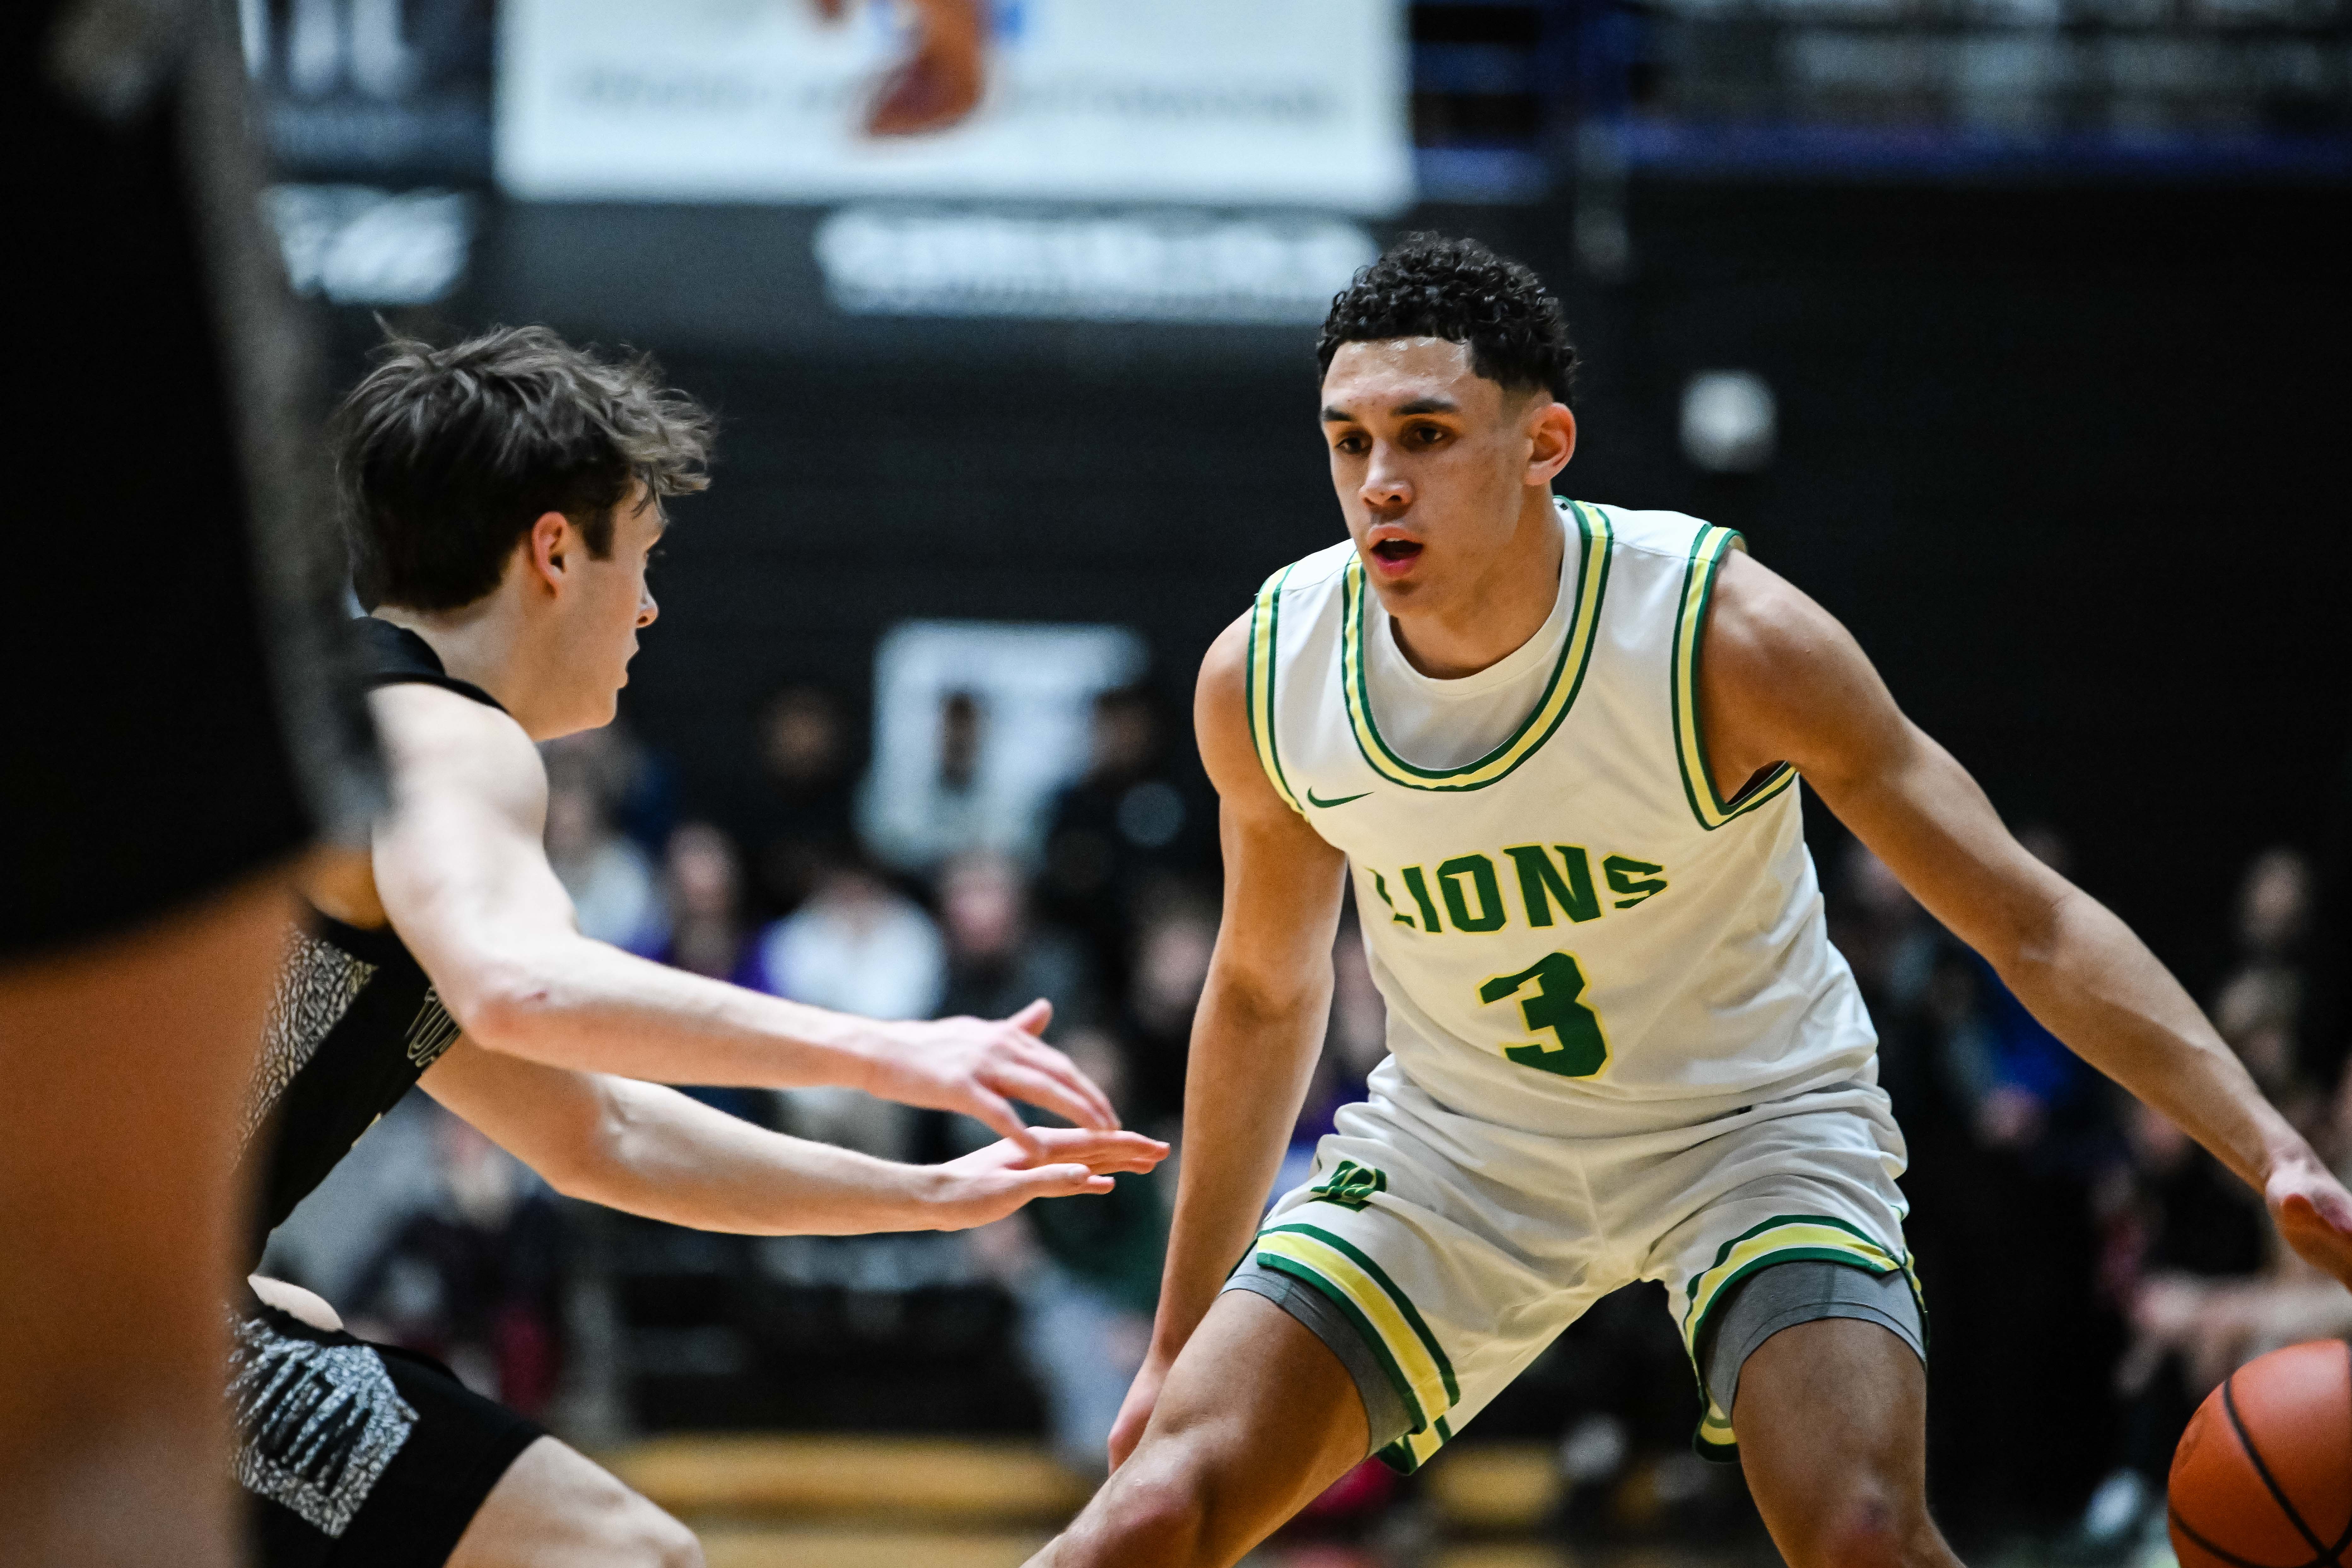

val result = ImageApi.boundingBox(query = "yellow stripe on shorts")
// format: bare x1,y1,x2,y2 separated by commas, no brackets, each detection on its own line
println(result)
1254,1223,1459,1443
1384,1413,1454,1474
1678,1214,1919,1458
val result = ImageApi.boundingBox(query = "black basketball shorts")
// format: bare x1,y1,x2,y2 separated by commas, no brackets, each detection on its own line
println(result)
231,1306,545,1568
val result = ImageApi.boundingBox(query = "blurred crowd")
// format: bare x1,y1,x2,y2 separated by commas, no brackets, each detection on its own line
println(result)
1842,830,2352,1556
261,671,2350,1549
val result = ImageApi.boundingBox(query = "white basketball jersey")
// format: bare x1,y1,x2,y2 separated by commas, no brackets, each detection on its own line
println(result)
1246,497,1879,1137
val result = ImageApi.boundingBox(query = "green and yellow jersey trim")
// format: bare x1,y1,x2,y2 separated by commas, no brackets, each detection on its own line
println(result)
1245,562,1305,815
1677,1214,1922,1460
1671,525,1797,830
1336,499,1614,794
1254,1222,1460,1472
1672,525,1797,830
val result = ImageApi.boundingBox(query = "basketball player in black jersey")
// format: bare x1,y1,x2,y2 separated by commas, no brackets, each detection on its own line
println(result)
231,325,1164,1568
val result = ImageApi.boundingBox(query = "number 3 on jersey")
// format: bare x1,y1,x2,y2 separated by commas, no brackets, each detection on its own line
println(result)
1479,952,1609,1078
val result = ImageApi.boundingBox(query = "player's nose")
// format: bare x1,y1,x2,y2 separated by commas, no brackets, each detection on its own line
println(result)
637,588,659,628
1360,444,1413,512
1360,471,1412,514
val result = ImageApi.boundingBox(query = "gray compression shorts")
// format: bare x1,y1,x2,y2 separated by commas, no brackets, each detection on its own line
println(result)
1226,1255,1926,1458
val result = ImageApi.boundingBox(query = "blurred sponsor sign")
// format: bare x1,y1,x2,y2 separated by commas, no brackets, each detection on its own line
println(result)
814,208,1377,323
496,0,1414,213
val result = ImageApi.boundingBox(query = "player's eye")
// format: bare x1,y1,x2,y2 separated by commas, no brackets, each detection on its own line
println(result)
1406,423,1448,447
1333,432,1367,454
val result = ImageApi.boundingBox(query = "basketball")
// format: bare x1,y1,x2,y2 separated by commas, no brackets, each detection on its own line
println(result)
2169,1341,2352,1568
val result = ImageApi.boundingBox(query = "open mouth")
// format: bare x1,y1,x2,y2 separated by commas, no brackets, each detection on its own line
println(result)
1371,539,1423,564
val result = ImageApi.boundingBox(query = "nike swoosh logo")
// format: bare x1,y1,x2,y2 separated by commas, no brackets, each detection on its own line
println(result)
1306,787,1372,808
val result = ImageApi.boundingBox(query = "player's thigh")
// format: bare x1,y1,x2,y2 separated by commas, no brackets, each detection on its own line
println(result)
1732,1317,1956,1568
0,870,292,1564
447,1436,702,1568
1049,1291,1368,1568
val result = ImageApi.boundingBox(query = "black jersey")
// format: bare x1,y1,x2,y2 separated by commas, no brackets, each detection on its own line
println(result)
237,620,507,1257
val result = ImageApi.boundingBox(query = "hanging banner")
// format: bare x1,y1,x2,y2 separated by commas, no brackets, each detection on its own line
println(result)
496,0,1413,214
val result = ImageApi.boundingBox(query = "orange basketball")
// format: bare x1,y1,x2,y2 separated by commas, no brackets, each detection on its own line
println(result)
2169,1340,2352,1568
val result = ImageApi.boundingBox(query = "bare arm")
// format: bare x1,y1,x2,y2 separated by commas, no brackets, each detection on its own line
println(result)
1108,614,1352,1466
366,684,1114,1150
419,1039,1166,1236
1699,550,2352,1284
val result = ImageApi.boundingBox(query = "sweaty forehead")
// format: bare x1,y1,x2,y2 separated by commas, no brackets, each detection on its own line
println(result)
1321,338,1500,416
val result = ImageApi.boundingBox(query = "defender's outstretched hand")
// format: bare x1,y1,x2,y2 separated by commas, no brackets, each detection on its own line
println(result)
2270,1157,2352,1289
862,999,1120,1154
921,1126,1169,1232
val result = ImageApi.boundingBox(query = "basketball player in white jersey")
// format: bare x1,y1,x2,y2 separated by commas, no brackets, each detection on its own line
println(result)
1027,236,2352,1568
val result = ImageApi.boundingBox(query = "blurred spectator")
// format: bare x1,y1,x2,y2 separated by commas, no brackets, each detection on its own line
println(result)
1916,827,2103,1155
760,857,946,1159
1827,824,2122,1532
863,688,1013,874
2208,847,2317,1123
649,823,761,983
544,774,664,950
760,856,945,1020
740,683,859,917
1830,838,1937,1018
1548,1284,1743,1543
543,718,676,853
641,823,773,1121
1897,938,2121,1528
971,1031,1169,1475
2068,1098,2268,1555
1120,883,1221,1127
342,1106,566,1419
1041,686,1214,991
255,1093,446,1310
1834,841,1946,1156
936,850,1101,1041
2066,846,2335,1553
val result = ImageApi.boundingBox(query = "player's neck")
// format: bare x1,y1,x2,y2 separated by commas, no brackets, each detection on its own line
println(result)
373,594,567,736
1386,491,1566,681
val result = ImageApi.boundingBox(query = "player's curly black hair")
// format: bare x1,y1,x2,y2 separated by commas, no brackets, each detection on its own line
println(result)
1316,234,1577,405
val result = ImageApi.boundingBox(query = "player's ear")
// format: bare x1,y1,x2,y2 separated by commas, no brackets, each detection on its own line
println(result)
525,510,570,594
1526,399,1577,484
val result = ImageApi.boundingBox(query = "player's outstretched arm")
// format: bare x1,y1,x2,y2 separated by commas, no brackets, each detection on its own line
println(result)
362,684,1116,1153
1698,551,2352,1287
1105,614,1353,1468
419,1038,1166,1235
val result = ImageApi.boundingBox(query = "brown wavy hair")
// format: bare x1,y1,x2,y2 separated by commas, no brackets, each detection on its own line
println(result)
335,324,714,611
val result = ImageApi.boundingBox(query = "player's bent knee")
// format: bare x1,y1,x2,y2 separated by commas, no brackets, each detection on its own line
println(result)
458,1439,704,1568
1788,1486,1934,1568
645,1506,705,1568
1058,1459,1213,1567
608,1488,703,1568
